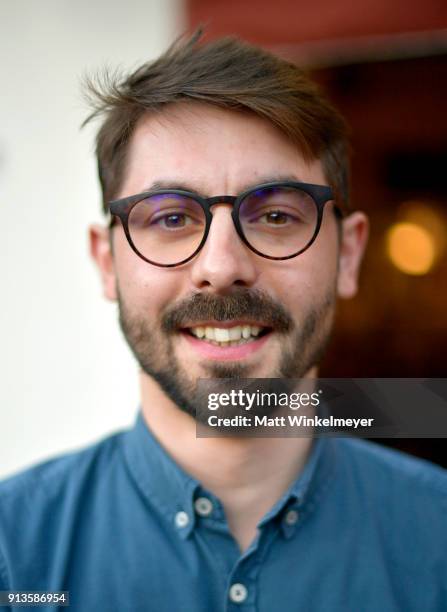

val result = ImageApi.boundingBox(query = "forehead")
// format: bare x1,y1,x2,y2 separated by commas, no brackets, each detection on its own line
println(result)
120,102,327,197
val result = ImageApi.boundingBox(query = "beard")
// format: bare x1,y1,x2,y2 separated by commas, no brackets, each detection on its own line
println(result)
118,285,336,426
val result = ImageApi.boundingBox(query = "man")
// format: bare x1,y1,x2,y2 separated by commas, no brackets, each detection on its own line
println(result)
0,31,446,612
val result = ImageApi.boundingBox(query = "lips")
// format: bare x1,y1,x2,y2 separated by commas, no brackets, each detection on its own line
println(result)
178,320,272,362
181,322,272,361
186,323,267,346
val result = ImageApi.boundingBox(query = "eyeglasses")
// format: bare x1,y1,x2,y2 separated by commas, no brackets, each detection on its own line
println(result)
108,181,341,267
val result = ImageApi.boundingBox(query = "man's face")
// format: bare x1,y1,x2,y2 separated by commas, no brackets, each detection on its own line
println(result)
91,103,366,421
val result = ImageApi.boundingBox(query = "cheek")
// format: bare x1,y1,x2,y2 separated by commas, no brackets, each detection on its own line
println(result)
113,232,181,314
262,221,339,309
269,227,338,296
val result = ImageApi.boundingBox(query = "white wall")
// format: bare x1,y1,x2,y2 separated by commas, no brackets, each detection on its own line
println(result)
0,0,185,478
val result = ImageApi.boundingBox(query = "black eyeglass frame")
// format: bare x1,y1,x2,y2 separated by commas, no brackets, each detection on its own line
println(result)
108,180,341,268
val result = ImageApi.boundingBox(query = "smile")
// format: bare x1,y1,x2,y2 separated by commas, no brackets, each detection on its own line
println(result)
187,324,267,346
180,321,273,360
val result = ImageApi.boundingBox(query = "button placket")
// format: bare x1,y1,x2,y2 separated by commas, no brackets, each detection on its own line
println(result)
224,521,278,610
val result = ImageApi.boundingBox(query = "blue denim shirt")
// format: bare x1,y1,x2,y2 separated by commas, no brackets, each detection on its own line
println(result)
0,411,446,611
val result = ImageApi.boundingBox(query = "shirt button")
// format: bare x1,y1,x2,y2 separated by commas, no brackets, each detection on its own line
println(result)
229,583,248,603
194,496,213,517
284,509,299,525
174,511,190,528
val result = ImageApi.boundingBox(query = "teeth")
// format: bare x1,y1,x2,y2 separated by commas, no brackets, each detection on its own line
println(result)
210,339,253,347
229,326,242,340
195,326,205,339
215,328,230,342
190,324,266,343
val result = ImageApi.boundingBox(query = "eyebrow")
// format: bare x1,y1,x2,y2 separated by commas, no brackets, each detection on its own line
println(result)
141,175,307,196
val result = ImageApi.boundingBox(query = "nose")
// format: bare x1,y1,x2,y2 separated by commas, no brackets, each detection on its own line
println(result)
190,205,259,292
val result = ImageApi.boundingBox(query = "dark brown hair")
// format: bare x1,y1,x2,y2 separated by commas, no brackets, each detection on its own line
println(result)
83,29,350,213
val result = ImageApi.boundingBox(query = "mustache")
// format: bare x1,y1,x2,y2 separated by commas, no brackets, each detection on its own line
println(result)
161,288,293,333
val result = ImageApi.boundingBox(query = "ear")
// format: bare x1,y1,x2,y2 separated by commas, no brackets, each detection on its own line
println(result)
337,212,369,299
89,224,117,301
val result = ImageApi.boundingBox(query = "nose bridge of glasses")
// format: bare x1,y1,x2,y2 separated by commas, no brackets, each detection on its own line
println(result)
203,197,242,249
204,196,239,236
205,194,238,210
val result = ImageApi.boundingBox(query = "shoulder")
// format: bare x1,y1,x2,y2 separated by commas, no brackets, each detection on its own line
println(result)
328,439,447,603
336,436,447,494
0,429,130,589
331,438,447,563
333,437,447,532
0,429,127,525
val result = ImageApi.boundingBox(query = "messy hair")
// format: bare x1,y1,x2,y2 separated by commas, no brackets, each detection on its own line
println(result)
83,29,350,213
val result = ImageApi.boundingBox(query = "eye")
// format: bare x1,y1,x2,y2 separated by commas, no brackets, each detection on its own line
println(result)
155,213,190,228
250,208,298,226
149,209,203,230
240,186,316,229
261,210,291,225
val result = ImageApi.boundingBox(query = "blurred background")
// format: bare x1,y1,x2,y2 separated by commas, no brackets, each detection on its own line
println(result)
1,1,446,478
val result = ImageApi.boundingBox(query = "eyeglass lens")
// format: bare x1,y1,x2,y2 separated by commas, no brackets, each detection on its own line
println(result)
127,186,318,265
128,193,205,266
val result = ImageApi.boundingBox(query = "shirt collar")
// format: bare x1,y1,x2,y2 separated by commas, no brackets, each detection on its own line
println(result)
258,434,335,537
123,410,336,538
123,411,200,537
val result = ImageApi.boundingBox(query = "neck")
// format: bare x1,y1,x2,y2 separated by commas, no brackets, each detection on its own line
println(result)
139,372,315,552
